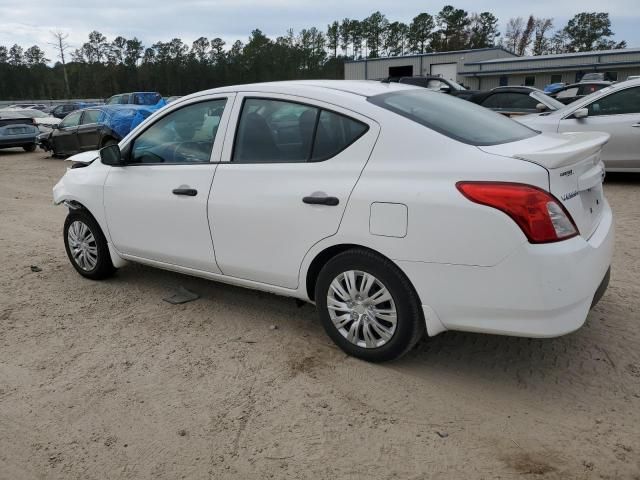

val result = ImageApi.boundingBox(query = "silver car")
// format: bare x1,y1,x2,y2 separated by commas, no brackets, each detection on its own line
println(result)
518,79,640,172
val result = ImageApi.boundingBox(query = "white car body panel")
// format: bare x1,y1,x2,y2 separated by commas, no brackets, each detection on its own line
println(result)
53,80,614,340
518,79,640,172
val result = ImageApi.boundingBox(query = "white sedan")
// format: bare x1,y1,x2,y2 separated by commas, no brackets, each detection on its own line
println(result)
53,80,613,362
518,78,640,172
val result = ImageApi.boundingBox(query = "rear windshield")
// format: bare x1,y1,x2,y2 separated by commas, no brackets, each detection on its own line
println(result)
368,89,537,146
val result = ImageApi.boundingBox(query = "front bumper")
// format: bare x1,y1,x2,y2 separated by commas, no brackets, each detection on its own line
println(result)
398,200,614,338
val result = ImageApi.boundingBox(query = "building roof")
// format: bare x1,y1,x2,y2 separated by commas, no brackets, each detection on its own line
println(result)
344,46,515,64
467,47,640,65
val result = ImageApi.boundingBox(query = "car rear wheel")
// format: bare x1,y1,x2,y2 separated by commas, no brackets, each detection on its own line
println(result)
315,249,425,362
63,210,115,280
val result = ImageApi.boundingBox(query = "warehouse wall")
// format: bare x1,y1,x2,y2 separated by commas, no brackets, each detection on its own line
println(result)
470,66,640,91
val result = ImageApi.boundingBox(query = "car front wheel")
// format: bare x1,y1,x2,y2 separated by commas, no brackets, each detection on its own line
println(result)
315,249,425,362
63,210,115,280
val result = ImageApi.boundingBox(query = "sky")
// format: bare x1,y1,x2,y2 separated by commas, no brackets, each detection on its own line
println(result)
0,0,639,62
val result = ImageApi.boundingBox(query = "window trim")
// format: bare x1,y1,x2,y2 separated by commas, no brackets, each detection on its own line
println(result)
229,96,370,165
120,95,233,166
578,85,640,118
59,111,82,129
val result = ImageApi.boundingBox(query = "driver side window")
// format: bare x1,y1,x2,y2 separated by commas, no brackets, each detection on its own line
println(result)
130,99,227,164
587,87,640,116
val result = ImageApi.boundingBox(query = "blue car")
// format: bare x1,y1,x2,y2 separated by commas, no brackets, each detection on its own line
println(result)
0,111,39,152
543,82,566,94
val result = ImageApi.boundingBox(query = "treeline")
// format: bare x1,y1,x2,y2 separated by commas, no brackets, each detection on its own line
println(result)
0,7,626,100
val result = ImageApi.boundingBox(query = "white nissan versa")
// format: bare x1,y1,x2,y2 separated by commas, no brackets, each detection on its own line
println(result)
53,80,614,362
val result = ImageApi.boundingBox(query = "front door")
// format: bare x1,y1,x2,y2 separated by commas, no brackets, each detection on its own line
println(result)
53,110,82,155
103,95,233,272
559,85,640,169
209,93,379,289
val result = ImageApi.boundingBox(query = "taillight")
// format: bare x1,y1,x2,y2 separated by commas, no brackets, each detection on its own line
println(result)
456,182,578,244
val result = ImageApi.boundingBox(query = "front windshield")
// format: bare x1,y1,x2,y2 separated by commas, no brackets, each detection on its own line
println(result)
368,89,537,146
564,85,616,108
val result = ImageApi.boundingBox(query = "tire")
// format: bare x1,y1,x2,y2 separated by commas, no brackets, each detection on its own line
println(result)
315,249,425,362
63,210,115,280
23,144,36,152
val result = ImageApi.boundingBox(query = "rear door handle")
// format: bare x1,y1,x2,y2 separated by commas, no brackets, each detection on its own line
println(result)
303,195,339,206
172,188,198,196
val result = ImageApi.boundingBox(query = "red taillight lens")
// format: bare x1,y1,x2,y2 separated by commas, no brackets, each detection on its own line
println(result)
456,182,579,244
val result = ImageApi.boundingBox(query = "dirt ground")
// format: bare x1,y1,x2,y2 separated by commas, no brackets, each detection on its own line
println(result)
0,149,638,480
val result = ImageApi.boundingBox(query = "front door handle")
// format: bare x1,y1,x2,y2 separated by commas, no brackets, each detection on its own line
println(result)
632,123,640,128
303,195,339,206
172,188,198,196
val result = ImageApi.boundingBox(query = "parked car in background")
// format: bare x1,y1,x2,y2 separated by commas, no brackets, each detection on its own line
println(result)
382,76,478,100
543,82,566,94
106,92,165,107
53,81,612,362
469,86,565,116
38,105,155,157
3,103,47,111
0,108,61,131
0,111,39,151
165,96,182,103
550,81,612,105
517,79,640,172
580,73,607,82
50,102,101,119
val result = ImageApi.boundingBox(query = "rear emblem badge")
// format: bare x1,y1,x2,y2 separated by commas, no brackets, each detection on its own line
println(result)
561,191,579,201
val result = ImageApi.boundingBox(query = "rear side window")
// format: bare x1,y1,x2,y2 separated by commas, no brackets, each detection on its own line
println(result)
368,89,537,146
81,110,102,125
232,98,368,163
587,87,640,116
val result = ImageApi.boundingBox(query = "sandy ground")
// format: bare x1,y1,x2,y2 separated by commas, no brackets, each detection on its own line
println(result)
0,149,639,480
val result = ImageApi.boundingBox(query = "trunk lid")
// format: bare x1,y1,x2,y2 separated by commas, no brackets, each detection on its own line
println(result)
479,131,609,239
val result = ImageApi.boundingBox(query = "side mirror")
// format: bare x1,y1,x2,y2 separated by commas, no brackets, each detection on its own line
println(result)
536,103,548,112
573,108,589,119
100,143,125,166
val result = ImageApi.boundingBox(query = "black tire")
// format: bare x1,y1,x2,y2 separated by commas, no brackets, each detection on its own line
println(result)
23,144,36,152
315,249,425,362
63,210,115,280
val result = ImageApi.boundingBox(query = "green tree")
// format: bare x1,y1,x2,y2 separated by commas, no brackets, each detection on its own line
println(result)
8,44,24,65
563,12,626,52
468,12,500,49
432,5,471,51
532,18,553,55
504,17,524,53
362,11,388,58
327,21,339,58
0,45,8,63
109,36,127,64
24,45,49,66
408,13,435,53
124,38,144,66
191,37,210,63
384,21,409,56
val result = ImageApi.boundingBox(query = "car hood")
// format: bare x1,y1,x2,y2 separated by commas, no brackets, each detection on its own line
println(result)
66,150,100,163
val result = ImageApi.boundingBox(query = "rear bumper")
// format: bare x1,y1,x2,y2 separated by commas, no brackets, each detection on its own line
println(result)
398,200,614,338
0,133,37,148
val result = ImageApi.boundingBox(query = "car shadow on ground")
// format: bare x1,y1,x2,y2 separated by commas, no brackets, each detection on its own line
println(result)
111,262,627,398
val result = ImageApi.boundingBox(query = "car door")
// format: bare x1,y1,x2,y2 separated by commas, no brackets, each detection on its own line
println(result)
77,109,102,151
52,110,82,155
558,85,640,169
103,95,234,272
208,93,379,289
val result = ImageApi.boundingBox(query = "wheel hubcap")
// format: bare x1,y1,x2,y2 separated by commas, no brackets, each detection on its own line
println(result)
67,220,98,271
327,270,397,349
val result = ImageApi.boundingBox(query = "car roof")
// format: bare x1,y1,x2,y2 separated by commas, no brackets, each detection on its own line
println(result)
563,81,612,88
491,86,543,93
183,80,416,100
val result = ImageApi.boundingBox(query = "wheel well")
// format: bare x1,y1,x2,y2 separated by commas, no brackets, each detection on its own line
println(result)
306,244,385,301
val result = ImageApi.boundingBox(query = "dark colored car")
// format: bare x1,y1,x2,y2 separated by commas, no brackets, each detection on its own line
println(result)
469,86,565,116
549,81,613,105
38,105,155,157
382,76,478,100
0,112,39,151
50,102,101,119
106,92,164,106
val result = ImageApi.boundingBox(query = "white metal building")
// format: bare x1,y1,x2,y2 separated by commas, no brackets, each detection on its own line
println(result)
344,47,640,90
460,48,640,90
344,47,516,88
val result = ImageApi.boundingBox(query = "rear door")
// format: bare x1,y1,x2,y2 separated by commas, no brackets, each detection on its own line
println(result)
209,93,379,288
77,109,102,151
558,85,640,169
52,110,81,154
